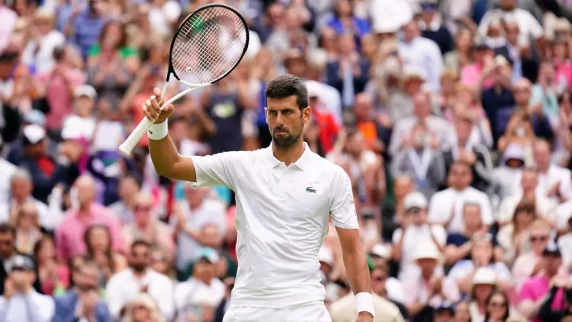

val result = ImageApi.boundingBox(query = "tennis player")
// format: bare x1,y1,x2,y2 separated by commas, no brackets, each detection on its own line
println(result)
143,74,374,322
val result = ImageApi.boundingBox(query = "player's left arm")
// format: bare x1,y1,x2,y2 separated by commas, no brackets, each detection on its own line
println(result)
330,169,374,321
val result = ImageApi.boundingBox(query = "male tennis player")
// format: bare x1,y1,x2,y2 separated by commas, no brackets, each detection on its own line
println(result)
143,74,374,322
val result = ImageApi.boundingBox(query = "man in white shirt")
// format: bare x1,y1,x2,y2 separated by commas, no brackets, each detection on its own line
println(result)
398,19,444,93
478,0,544,46
512,140,572,204
143,74,374,321
0,169,53,230
392,192,446,281
106,240,174,321
389,92,456,157
0,255,54,322
174,247,225,322
428,161,494,233
497,167,556,225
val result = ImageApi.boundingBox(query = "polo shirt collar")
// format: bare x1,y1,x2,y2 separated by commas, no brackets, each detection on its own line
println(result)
265,142,312,171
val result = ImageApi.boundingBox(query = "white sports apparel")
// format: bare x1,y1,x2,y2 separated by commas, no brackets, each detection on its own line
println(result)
222,302,331,322
191,143,359,308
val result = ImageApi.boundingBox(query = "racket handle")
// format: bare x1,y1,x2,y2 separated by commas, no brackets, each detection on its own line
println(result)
119,83,169,157
119,117,155,156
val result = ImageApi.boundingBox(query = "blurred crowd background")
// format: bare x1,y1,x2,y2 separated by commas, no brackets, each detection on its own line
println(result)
3,0,572,321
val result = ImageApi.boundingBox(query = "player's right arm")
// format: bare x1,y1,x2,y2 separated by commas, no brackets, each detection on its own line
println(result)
144,87,197,182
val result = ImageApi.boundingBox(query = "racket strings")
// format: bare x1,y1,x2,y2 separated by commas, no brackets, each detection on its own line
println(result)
171,6,248,85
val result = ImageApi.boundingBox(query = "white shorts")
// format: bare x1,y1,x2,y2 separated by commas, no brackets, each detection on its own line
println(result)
222,302,332,322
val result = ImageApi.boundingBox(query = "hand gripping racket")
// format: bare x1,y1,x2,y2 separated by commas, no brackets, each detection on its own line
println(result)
119,3,249,156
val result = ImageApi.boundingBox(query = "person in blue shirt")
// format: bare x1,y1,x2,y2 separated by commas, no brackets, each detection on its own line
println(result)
52,260,111,322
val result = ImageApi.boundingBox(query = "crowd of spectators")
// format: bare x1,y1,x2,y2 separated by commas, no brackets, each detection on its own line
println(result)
3,0,572,321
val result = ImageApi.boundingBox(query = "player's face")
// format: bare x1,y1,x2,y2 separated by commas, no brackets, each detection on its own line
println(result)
266,95,311,150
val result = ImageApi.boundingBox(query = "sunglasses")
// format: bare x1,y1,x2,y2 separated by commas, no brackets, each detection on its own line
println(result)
135,205,152,212
0,240,13,246
489,301,506,307
132,305,148,311
11,267,29,272
372,275,386,282
530,235,549,243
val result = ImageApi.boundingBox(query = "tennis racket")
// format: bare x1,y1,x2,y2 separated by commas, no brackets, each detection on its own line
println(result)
119,3,249,156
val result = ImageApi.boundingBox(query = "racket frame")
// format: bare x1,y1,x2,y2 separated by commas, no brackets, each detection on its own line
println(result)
118,3,250,157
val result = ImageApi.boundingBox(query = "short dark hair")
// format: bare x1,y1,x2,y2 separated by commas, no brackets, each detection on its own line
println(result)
131,240,152,251
265,74,308,110
0,223,16,236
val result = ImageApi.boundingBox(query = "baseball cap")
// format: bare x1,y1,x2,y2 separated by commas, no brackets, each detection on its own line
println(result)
473,267,497,285
23,110,46,126
22,124,46,145
196,247,219,264
474,38,491,50
318,246,334,266
12,255,34,271
306,80,323,99
370,244,390,259
543,243,561,257
404,192,428,211
74,85,97,101
436,301,455,314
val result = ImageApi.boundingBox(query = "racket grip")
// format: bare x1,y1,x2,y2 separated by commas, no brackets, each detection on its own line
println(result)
119,117,155,157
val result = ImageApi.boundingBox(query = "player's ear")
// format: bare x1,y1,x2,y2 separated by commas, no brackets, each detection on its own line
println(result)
302,106,312,124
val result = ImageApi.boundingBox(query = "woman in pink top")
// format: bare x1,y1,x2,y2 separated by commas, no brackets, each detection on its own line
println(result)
553,39,572,89
34,235,70,296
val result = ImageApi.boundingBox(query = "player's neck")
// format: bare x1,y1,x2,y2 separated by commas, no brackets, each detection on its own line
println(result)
272,140,305,166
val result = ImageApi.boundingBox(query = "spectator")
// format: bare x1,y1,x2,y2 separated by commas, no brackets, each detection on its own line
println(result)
497,167,556,226
512,219,554,292
399,19,444,92
0,255,54,322
518,243,566,321
172,184,226,277
108,173,141,225
498,200,540,265
123,293,165,322
55,175,124,262
402,242,460,321
105,240,174,321
428,161,494,233
122,192,174,262
174,247,224,322
83,225,127,288
444,28,475,72
418,0,454,55
33,235,69,296
448,234,512,294
484,290,512,322
0,223,41,295
13,201,42,255
328,263,404,322
468,267,499,322
445,203,502,265
52,260,111,322
391,191,446,281
21,8,65,75
0,168,54,231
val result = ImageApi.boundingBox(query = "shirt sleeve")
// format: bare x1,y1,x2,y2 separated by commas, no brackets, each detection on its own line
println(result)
191,152,243,190
526,12,544,39
479,194,494,225
329,169,359,229
518,281,535,303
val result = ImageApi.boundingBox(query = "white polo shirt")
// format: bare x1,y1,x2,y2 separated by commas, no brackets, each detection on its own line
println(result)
191,143,359,308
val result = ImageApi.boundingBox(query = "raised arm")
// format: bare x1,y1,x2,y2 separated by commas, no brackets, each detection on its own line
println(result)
144,87,197,182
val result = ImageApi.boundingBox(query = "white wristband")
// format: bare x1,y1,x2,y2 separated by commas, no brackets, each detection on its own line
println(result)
148,120,168,140
355,292,375,317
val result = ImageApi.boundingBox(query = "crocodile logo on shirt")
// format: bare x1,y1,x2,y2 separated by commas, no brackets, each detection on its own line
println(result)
306,187,317,193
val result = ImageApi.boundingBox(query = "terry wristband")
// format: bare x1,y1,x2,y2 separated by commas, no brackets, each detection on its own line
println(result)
148,120,168,140
355,292,375,317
